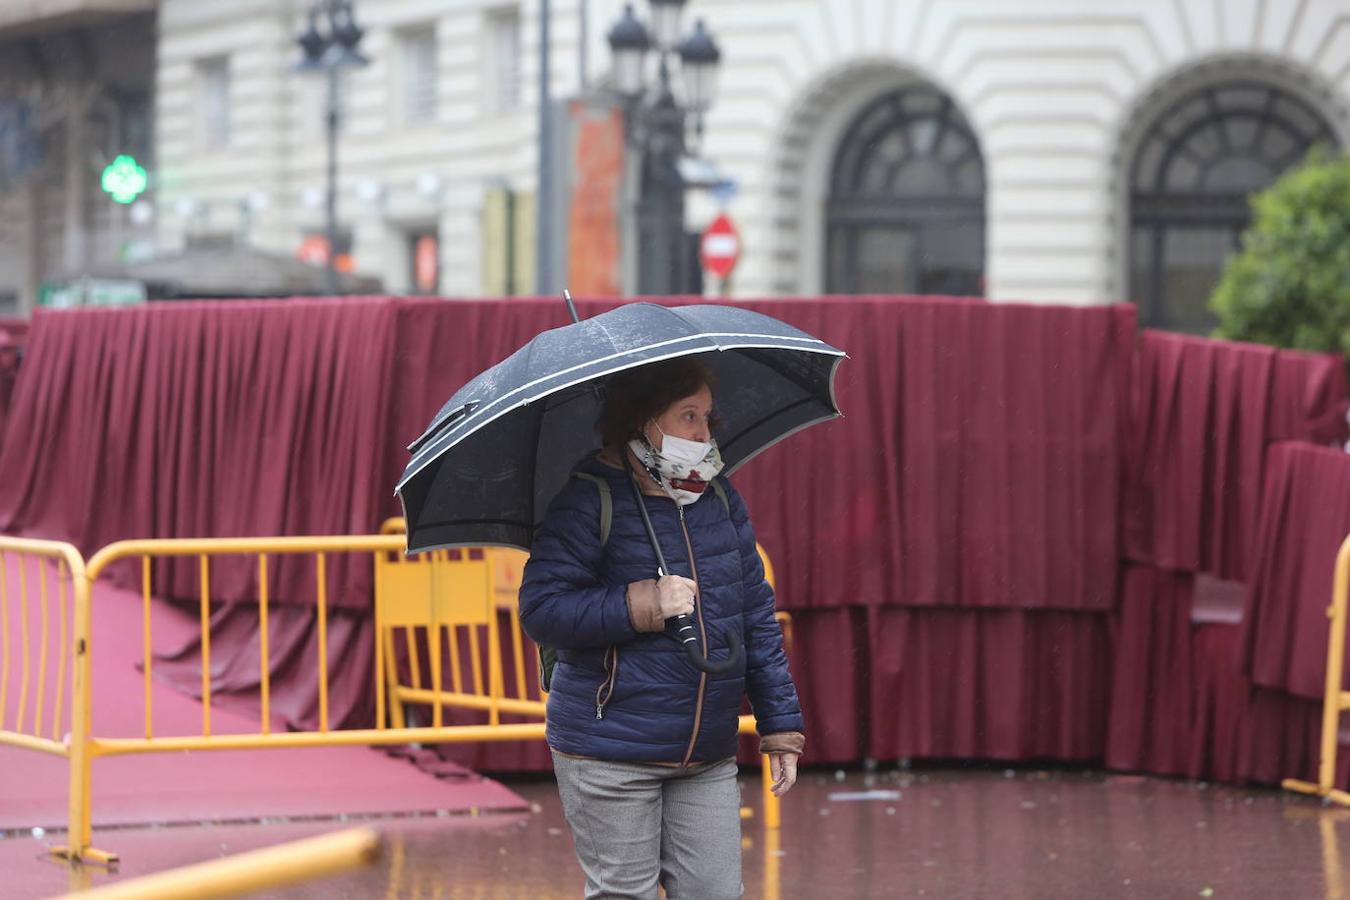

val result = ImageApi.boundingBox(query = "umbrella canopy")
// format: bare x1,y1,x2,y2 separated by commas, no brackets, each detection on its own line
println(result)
396,302,846,555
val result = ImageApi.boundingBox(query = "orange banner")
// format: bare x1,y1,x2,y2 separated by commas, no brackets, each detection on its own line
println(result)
566,101,625,297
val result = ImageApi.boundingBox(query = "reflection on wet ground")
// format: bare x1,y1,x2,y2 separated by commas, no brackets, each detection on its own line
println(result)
10,767,1350,898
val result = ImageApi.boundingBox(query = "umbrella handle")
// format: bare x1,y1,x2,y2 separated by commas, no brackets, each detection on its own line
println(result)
666,615,745,675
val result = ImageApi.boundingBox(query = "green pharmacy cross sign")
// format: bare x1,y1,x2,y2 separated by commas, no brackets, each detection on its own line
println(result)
101,155,148,204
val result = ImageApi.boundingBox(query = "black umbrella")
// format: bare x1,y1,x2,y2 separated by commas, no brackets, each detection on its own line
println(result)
395,299,846,672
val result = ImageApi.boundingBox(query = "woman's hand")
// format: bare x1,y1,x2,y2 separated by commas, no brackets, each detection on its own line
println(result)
769,751,799,797
626,576,698,632
655,575,697,618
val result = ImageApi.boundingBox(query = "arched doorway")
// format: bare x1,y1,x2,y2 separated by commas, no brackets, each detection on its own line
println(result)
1129,80,1338,332
825,86,985,295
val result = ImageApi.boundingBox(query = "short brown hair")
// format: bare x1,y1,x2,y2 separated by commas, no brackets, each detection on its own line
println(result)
597,357,714,447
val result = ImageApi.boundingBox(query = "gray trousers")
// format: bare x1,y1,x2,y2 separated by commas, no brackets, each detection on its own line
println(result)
551,752,744,900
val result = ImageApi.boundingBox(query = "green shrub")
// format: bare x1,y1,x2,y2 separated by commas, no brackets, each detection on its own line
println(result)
1210,151,1350,360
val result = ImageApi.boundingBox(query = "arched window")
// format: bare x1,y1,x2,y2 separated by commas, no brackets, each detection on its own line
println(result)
826,86,985,295
1129,81,1337,332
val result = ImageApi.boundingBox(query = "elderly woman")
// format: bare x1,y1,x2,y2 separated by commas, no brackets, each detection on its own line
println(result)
518,356,805,900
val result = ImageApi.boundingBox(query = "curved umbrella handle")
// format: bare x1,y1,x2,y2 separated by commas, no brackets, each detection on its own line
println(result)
666,615,744,675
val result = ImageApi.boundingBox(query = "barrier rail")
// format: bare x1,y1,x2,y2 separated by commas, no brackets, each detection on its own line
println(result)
1285,535,1350,806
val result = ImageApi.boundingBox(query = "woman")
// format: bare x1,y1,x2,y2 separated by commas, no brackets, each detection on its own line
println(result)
519,357,805,900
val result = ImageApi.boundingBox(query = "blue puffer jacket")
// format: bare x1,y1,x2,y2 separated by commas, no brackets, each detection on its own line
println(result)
519,453,804,764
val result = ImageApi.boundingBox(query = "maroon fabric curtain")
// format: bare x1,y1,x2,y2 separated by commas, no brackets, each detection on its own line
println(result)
1124,331,1348,580
1105,562,1350,788
0,301,400,608
1240,442,1350,699
868,607,1110,761
1106,565,1198,776
0,301,402,733
722,298,1136,612
7,296,1350,787
1106,565,1255,780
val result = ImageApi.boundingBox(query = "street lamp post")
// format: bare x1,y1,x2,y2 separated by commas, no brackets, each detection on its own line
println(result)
607,1,721,296
296,0,368,295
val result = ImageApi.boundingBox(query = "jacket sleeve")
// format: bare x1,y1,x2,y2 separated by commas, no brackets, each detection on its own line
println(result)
518,477,637,650
725,480,806,738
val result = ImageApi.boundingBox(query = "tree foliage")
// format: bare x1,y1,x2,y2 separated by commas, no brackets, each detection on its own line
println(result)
1210,151,1350,359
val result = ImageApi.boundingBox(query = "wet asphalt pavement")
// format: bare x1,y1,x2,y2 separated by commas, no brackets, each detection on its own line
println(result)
8,767,1349,898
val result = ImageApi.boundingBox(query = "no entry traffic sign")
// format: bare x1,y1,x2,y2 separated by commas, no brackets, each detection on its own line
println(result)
700,214,741,280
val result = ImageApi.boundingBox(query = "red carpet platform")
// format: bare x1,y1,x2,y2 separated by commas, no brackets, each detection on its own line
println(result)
0,561,527,832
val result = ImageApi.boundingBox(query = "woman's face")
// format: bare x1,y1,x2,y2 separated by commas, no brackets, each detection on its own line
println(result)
646,384,713,448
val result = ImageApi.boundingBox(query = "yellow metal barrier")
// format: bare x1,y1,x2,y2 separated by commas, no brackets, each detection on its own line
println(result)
56,826,382,899
0,537,96,865
1285,534,1350,806
56,535,545,865
28,523,791,865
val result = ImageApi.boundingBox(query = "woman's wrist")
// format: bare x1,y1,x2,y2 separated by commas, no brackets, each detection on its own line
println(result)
625,579,665,632
760,731,805,756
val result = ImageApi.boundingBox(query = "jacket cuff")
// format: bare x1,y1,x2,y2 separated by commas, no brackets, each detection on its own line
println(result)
626,579,665,633
759,731,805,756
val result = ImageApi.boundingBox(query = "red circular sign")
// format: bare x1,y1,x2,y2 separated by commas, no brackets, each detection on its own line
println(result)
700,214,740,280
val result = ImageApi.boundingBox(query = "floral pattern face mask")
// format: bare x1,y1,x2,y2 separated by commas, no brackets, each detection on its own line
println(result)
628,424,725,506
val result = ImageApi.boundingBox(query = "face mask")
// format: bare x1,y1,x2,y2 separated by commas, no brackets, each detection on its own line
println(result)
628,424,725,506
656,430,713,467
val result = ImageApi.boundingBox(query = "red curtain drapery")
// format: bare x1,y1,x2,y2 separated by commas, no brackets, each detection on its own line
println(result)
1240,442,1350,699
0,300,400,609
867,607,1110,762
1123,331,1348,580
3,297,1348,786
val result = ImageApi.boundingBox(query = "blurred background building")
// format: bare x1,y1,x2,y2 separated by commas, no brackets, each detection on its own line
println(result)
0,0,1348,333
0,0,157,315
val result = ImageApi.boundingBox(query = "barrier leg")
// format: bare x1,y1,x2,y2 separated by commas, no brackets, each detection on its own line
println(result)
1286,536,1350,807
51,566,117,865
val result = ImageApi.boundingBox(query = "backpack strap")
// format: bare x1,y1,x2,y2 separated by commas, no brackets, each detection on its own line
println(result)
574,472,612,547
709,478,730,516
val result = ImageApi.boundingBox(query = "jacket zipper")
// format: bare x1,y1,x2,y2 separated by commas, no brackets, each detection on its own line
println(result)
677,503,709,767
595,645,619,719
